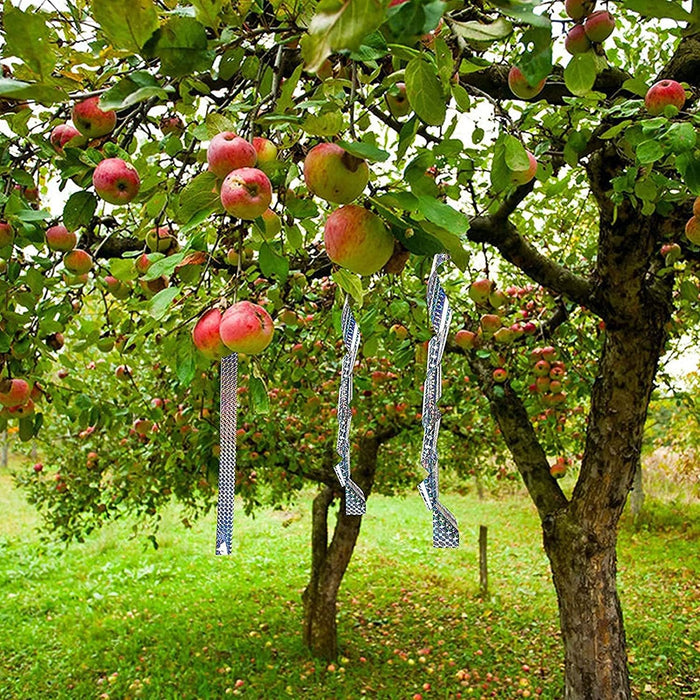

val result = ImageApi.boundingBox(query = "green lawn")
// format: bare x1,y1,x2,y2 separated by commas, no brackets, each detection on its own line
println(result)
0,466,698,699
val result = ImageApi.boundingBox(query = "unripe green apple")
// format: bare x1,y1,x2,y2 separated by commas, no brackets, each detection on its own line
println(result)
694,197,700,218
389,323,409,340
255,208,282,236
304,143,369,204
493,327,515,344
146,226,176,253
252,137,278,173
507,66,546,100
565,0,595,20
385,82,411,118
323,205,394,276
480,314,502,336
219,301,274,355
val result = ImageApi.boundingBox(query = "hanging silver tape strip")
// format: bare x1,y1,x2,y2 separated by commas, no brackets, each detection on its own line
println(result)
419,254,459,548
216,352,238,555
334,296,366,516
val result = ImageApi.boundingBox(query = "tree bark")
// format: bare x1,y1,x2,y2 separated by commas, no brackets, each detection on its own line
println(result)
302,435,381,659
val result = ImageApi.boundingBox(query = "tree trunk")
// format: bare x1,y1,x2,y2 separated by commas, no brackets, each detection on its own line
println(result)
302,436,380,659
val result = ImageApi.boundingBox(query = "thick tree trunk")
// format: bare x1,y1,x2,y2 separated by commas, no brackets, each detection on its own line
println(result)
302,436,380,659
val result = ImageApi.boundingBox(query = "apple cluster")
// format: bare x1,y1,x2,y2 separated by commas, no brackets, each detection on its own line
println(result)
527,346,568,406
684,197,700,246
563,1,615,56
0,377,40,421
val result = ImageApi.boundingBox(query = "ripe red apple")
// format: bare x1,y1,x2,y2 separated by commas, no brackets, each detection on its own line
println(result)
45,332,64,351
542,345,558,362
192,308,229,359
685,216,700,245
493,368,508,383
50,123,82,152
219,301,274,355
0,222,14,248
565,0,595,20
135,253,151,275
252,137,278,173
510,151,538,185
46,224,77,252
644,80,686,116
63,249,93,274
507,66,546,100
550,458,567,478
565,24,592,55
304,143,369,204
207,132,257,179
33,462,43,473
71,96,117,138
385,82,411,118
146,226,176,253
584,10,615,43
323,204,394,276
93,158,141,205
469,278,494,304
533,359,551,377
220,167,272,220
0,378,30,407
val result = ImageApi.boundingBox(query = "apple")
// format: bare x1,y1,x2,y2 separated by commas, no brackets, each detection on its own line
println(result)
133,419,153,436
584,10,615,43
535,376,551,393
0,222,14,248
50,124,82,152
71,96,117,138
644,80,686,116
565,25,592,55
0,378,30,407
694,197,700,217
565,0,595,20
493,327,515,344
93,158,141,205
492,368,508,383
542,345,558,362
115,365,131,380
146,226,176,253
489,289,508,308
469,278,494,304
255,208,282,236
8,399,34,418
104,275,131,300
550,366,566,380
507,66,546,100
661,242,682,263
550,458,567,478
207,132,257,179
510,150,538,186
252,137,278,172
46,224,77,252
389,323,408,340
685,216,700,245
135,253,151,275
385,82,411,118
192,308,229,359
549,380,564,393
480,314,502,335
533,359,551,377
63,249,93,274
220,167,272,220
45,332,64,351
160,115,184,136
219,301,274,355
455,330,477,350
33,462,43,473
304,143,369,204
323,204,394,276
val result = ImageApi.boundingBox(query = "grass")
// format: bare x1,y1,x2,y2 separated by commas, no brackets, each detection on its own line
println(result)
0,461,698,700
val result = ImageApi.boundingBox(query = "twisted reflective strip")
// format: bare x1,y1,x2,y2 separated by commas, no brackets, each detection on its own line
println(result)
418,254,459,548
334,297,366,516
216,353,238,556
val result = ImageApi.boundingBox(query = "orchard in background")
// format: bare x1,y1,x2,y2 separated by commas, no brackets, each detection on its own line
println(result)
1,0,700,697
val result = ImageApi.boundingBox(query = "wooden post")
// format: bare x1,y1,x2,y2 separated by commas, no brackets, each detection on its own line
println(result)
479,525,488,597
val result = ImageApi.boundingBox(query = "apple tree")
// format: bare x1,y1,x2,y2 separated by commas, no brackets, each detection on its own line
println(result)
2,0,700,697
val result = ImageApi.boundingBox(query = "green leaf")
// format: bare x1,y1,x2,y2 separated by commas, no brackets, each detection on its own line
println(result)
636,140,665,164
404,57,446,127
110,258,140,282
416,196,469,234
450,17,512,42
143,17,213,78
175,172,221,225
677,154,700,195
503,135,530,172
332,269,364,304
143,253,185,281
63,192,97,232
0,78,66,104
92,0,160,52
2,3,57,80
420,222,470,270
259,243,289,281
337,140,389,162
148,286,180,319
191,0,222,28
666,122,697,153
99,72,170,110
451,83,471,112
249,375,271,415
564,52,598,96
621,0,692,22
680,280,698,302
490,0,551,28
300,0,386,73
302,110,345,137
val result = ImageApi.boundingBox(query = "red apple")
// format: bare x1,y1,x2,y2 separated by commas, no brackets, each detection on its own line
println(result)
219,301,274,355
135,253,151,275
50,123,82,152
160,115,184,136
584,10,615,43
565,24,592,55
565,0,595,20
323,204,394,276
510,151,538,186
8,399,34,418
192,308,229,359
304,143,369,204
33,462,43,473
0,222,13,248
115,365,131,380
220,167,272,220
146,226,176,253
455,329,477,350
93,158,141,205
252,137,278,173
550,458,567,478
686,216,700,245
46,224,77,252
207,132,257,179
493,368,508,383
661,242,682,263
71,96,117,138
480,314,502,335
386,82,411,118
542,346,558,362
63,249,93,274
469,278,494,304
644,80,686,116
507,66,546,100
45,332,64,351
0,378,30,407
533,359,551,377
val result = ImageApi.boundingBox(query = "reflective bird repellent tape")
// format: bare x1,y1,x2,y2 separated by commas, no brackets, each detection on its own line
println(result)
216,353,238,555
419,254,459,547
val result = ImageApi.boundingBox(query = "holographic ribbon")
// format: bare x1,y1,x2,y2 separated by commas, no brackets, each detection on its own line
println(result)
216,353,238,555
334,296,366,516
419,254,459,548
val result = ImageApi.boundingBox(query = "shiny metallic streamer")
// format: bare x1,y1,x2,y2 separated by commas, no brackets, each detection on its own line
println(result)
334,296,366,515
216,353,238,555
419,254,459,548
